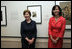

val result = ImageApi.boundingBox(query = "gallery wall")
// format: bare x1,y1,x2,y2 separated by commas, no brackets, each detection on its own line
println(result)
1,1,71,38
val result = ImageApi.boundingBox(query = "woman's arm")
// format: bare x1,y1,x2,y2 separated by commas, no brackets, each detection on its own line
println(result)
54,18,66,44
48,18,52,36
50,35,58,44
29,22,37,44
32,21,37,39
58,18,66,38
20,22,27,39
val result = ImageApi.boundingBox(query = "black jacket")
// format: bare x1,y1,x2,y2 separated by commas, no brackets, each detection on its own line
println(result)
20,20,37,40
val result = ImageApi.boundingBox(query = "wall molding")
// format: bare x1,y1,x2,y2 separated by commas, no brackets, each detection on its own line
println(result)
1,36,71,39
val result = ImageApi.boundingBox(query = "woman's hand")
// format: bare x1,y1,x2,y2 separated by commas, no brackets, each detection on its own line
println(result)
25,37,35,45
52,39,57,44
28,38,35,45
52,37,60,45
28,40,34,45
56,37,59,41
25,37,29,42
50,35,58,45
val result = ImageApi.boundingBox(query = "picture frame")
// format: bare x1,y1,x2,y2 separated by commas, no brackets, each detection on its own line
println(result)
55,1,71,29
1,6,7,26
27,5,42,24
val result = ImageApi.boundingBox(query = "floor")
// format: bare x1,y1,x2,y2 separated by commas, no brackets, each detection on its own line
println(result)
1,38,71,48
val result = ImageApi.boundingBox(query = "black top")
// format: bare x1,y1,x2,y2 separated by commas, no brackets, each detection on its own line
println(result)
20,20,37,40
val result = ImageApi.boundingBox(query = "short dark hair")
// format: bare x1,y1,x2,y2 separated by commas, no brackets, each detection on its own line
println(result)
52,5,62,16
23,10,31,16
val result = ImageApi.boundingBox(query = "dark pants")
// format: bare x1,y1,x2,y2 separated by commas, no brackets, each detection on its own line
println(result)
21,39,36,48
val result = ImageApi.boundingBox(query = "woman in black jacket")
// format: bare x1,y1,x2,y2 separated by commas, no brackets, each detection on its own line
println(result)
20,10,37,48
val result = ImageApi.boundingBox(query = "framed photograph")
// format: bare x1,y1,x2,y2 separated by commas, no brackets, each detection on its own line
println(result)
55,1,71,29
1,6,7,26
27,5,42,24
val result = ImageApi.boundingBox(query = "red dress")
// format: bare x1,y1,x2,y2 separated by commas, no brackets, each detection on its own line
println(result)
48,16,66,48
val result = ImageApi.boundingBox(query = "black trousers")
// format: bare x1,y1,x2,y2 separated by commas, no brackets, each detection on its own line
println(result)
21,39,36,48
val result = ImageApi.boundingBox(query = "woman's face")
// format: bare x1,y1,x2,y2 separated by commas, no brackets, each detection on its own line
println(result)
24,12,30,20
53,6,60,16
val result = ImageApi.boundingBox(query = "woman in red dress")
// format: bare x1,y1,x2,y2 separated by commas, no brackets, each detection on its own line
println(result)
48,5,66,48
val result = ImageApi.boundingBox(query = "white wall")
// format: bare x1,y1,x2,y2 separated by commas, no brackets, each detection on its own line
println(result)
1,1,71,38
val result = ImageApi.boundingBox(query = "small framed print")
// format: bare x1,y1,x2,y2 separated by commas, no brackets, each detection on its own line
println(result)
1,6,7,26
27,5,42,24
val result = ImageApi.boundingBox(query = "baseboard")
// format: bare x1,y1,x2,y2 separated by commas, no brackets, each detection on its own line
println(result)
1,36,71,39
